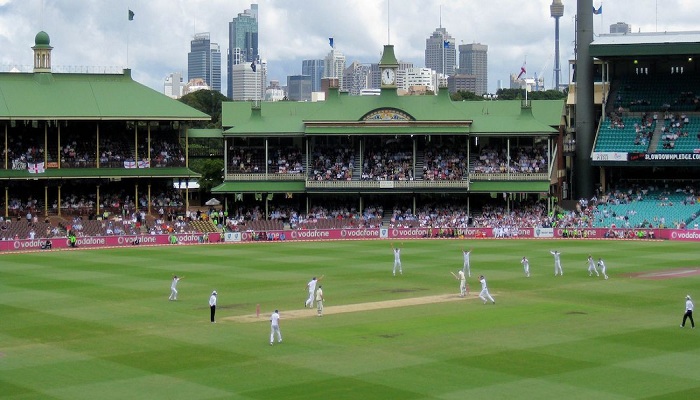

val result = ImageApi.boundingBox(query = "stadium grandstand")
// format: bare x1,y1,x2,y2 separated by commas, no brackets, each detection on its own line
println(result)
1,30,700,249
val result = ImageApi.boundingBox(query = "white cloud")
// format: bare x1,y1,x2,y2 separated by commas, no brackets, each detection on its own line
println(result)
1,0,698,94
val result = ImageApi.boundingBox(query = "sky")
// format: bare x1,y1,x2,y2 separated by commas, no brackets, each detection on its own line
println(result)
1,0,699,95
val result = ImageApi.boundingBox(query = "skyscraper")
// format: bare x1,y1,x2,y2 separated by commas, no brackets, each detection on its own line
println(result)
301,59,324,93
458,43,488,95
188,33,221,93
324,48,346,90
228,4,258,99
287,75,312,101
425,27,456,77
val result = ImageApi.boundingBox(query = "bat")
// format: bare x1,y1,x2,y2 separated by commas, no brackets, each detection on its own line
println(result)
450,271,458,279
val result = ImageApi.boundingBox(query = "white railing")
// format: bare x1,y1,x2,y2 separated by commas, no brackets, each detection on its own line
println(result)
305,180,470,189
469,173,548,181
226,173,305,181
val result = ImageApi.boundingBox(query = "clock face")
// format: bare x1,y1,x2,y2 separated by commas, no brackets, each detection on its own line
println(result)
381,68,395,85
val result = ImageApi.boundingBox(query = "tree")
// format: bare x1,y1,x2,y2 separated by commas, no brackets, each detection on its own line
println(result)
178,90,228,128
450,90,484,101
189,158,224,195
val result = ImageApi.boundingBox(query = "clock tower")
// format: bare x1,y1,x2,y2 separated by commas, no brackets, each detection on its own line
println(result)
378,44,399,90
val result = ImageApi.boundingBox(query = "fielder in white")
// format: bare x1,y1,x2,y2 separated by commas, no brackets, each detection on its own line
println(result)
304,276,323,308
391,243,402,276
169,275,183,300
597,258,609,279
270,309,282,345
521,257,530,277
462,248,472,277
550,250,563,276
586,255,600,277
478,275,495,304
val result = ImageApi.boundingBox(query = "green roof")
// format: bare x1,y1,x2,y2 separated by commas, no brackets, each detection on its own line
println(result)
469,181,550,192
187,129,223,138
222,90,563,136
0,167,200,180
590,31,700,58
0,70,211,121
212,181,306,193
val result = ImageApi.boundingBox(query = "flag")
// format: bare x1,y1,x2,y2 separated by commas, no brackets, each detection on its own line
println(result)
128,9,135,20
329,37,334,48
138,160,150,168
266,193,273,201
593,5,602,15
123,160,136,169
517,61,527,79
443,40,450,48
250,61,256,72
28,162,45,174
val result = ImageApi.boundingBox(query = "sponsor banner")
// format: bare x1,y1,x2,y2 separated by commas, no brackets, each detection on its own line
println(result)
554,228,661,239
224,232,241,242
592,152,628,162
659,229,700,241
0,233,221,252
629,153,700,161
534,227,554,238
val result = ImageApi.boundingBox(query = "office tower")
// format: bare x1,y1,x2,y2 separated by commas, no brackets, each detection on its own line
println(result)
287,75,312,101
302,59,325,93
425,27,456,76
227,4,259,99
610,22,631,34
550,0,564,91
342,61,371,95
324,48,346,90
164,72,184,99
457,43,488,95
402,67,436,93
230,62,263,101
188,33,221,93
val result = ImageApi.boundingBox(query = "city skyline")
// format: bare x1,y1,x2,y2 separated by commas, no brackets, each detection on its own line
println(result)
2,1,699,95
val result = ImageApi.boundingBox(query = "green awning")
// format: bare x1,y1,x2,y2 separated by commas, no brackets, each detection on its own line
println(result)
0,167,200,180
469,181,550,192
212,181,306,193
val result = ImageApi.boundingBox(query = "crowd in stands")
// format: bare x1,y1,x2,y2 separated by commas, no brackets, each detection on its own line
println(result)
309,146,354,180
472,145,548,174
362,139,414,181
3,132,186,170
3,181,700,241
228,147,304,174
660,112,693,150
422,143,468,180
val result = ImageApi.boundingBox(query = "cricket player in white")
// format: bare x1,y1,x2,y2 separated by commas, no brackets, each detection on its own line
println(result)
478,275,495,304
315,286,324,316
680,295,694,329
586,255,600,277
304,277,321,308
270,310,282,345
462,248,472,277
550,250,563,276
597,258,608,279
392,243,402,276
456,270,467,297
521,257,530,277
169,275,183,300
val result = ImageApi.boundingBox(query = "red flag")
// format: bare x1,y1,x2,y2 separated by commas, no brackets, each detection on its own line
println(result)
517,61,526,79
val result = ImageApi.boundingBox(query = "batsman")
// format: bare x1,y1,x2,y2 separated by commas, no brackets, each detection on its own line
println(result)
451,270,468,298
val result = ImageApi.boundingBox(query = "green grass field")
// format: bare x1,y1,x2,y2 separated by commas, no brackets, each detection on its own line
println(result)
1,239,699,399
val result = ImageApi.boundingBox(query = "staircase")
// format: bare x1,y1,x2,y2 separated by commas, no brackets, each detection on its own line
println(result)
647,121,665,152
